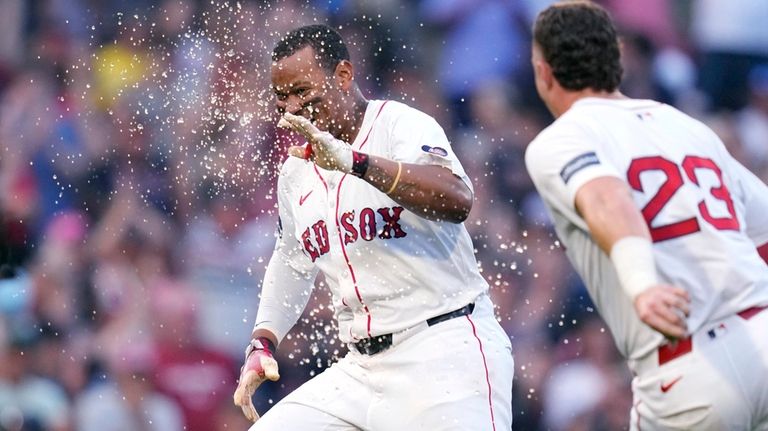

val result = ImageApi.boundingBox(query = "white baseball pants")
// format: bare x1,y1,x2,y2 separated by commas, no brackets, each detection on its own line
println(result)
249,294,513,430
629,306,768,430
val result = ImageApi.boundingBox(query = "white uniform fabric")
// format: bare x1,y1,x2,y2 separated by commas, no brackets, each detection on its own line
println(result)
258,99,488,343
250,294,513,431
253,100,513,430
526,97,768,429
629,308,768,430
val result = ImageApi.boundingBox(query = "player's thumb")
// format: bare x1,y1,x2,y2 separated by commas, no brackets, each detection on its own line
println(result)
233,370,256,405
261,356,280,381
288,145,308,159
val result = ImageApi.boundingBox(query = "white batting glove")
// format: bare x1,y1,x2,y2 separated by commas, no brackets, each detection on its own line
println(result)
233,338,280,423
279,112,353,173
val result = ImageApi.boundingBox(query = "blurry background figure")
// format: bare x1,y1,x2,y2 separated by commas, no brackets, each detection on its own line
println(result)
0,0,765,429
419,0,531,128
690,0,768,111
74,340,183,431
0,332,70,431
735,64,768,180
178,190,271,357
149,283,237,431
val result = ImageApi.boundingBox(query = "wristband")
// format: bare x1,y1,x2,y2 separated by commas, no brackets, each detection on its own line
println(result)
351,151,369,178
610,236,658,300
245,336,276,360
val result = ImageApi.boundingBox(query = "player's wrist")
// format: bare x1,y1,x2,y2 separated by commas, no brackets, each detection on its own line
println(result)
324,133,353,173
245,336,276,361
351,151,369,178
610,236,658,300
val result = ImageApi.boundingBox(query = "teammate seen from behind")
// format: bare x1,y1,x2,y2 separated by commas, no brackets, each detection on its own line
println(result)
233,24,513,430
525,2,768,430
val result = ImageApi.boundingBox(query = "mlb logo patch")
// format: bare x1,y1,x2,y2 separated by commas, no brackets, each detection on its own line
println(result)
421,145,449,157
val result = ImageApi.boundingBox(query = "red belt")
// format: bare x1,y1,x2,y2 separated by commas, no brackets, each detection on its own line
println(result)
657,305,768,366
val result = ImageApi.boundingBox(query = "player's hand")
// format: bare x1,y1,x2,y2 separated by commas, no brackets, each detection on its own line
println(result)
233,338,280,423
633,285,690,339
279,112,353,173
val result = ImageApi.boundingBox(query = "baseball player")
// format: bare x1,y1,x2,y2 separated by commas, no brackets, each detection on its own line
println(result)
525,2,768,430
233,24,513,430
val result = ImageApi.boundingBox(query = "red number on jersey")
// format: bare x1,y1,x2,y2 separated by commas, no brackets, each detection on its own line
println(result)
627,155,740,242
627,156,700,241
681,156,740,231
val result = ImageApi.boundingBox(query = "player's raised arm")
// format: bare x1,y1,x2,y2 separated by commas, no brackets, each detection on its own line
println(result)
282,112,472,223
574,176,690,339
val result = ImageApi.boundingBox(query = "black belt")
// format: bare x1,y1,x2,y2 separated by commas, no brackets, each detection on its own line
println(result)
353,303,475,355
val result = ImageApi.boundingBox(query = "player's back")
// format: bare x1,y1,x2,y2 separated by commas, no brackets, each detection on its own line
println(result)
529,97,768,358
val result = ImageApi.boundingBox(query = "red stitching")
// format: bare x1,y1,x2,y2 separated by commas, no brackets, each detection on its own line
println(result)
331,101,389,338
466,315,496,431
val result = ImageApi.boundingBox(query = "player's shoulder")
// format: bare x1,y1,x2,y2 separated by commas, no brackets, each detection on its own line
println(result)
378,99,424,117
377,99,439,128
525,110,592,164
277,156,309,193
278,155,305,176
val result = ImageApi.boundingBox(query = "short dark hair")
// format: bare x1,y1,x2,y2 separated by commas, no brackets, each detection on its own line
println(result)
272,24,350,74
533,1,623,92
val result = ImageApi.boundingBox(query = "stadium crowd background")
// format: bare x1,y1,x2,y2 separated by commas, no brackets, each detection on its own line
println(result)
0,0,766,430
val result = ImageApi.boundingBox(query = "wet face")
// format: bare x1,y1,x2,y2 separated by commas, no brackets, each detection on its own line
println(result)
271,45,341,135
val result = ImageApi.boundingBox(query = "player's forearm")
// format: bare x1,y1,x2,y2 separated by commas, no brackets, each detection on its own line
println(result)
252,251,316,346
576,176,660,299
575,176,650,253
362,155,473,223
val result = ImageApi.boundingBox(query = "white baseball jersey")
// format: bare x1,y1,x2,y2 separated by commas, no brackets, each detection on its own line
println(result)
273,99,487,343
525,97,768,360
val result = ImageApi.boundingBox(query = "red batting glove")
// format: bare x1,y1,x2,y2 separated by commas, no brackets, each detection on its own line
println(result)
233,337,280,422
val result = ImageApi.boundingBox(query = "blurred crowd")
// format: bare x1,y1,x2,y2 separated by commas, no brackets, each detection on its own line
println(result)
0,0,766,430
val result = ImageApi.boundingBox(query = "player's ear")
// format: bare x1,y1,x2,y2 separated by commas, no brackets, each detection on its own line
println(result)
531,43,555,91
535,58,555,91
334,60,354,91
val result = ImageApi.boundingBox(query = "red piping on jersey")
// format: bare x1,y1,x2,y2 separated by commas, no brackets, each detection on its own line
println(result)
335,173,371,336
313,164,328,193
357,101,389,152
334,101,389,338
466,315,496,431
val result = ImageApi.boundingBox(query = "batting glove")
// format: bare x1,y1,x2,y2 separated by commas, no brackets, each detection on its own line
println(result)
233,337,280,422
279,112,354,173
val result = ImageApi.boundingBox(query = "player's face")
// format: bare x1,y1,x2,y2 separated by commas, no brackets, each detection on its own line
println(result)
271,46,341,135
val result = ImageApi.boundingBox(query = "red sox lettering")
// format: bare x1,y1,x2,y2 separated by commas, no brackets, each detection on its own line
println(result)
301,206,407,262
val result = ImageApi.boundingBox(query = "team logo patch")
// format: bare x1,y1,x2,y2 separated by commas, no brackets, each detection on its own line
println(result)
421,145,449,157
560,151,600,184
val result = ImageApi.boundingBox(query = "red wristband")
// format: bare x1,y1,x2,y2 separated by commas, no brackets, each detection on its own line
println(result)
245,337,276,360
351,151,369,177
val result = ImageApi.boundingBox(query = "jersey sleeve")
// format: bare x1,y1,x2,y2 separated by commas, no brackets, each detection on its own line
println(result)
525,119,623,211
386,108,473,192
253,164,319,344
